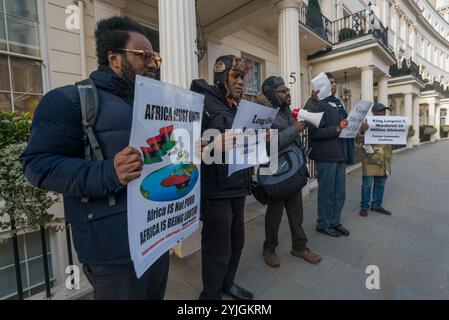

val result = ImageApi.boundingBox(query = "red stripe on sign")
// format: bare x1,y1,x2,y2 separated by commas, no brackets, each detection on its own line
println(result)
165,229,181,239
182,219,197,230
141,237,165,256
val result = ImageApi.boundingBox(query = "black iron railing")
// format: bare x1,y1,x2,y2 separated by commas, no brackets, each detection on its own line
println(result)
422,80,449,97
390,58,422,79
332,9,389,49
299,4,333,43
300,128,317,179
299,4,389,51
5,221,74,300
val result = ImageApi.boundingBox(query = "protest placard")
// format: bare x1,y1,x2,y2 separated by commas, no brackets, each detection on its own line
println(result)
364,116,410,145
227,100,279,177
128,76,204,277
339,100,372,139
311,72,332,100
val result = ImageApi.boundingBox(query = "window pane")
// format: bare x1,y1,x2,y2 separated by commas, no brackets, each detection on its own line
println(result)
0,92,12,111
28,254,54,288
11,57,42,93
24,230,50,258
0,55,10,91
0,14,6,51
5,0,38,21
243,59,261,96
0,266,19,299
6,15,40,56
13,93,41,114
143,26,160,53
0,1,3,12
0,240,14,267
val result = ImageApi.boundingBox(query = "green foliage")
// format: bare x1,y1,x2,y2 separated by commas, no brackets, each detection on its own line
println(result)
306,0,324,35
400,59,410,75
419,125,436,142
0,111,31,149
338,28,357,42
0,143,59,231
408,126,415,138
0,111,60,231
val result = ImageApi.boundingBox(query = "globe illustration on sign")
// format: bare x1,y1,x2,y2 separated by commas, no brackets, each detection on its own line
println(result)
140,162,199,202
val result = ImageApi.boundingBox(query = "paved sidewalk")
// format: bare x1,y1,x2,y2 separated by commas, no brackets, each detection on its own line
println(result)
166,140,449,300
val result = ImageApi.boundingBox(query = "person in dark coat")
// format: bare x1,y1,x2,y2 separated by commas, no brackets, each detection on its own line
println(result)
190,55,253,300
20,17,168,300
256,76,321,268
304,73,352,238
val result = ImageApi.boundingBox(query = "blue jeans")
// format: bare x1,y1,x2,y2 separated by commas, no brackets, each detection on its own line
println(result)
361,175,388,209
316,162,346,229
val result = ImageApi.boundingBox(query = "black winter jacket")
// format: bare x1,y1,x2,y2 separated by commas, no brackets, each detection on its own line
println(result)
190,79,251,200
304,97,348,162
21,67,134,265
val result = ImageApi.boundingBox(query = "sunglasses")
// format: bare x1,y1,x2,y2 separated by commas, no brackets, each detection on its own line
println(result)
119,49,162,69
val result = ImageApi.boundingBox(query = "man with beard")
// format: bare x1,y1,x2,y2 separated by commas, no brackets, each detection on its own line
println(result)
256,76,321,268
21,17,168,300
190,55,254,300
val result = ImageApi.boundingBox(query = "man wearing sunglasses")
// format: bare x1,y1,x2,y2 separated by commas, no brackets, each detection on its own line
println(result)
21,16,168,300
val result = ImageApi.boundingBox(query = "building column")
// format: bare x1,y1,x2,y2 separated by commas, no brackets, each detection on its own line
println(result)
394,97,402,116
361,66,374,102
379,0,389,26
435,105,441,141
412,95,420,146
335,0,343,19
378,75,389,107
411,25,417,61
404,93,413,148
428,102,436,142
393,5,400,54
275,0,303,109
158,0,199,258
158,0,198,89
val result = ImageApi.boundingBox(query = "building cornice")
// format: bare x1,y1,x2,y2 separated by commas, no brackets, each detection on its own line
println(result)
308,38,396,65
407,0,449,49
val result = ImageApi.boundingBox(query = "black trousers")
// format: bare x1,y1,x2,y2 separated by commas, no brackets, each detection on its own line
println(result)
199,197,246,300
264,191,307,251
82,251,169,300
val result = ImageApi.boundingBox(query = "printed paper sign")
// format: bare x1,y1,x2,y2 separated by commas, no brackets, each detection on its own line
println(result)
364,116,410,145
128,76,204,278
227,100,279,177
339,100,372,139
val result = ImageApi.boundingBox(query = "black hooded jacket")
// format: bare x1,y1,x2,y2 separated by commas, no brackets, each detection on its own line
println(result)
190,79,251,200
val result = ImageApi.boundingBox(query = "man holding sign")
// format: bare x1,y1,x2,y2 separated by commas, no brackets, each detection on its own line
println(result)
191,55,253,300
21,17,169,299
306,73,352,238
358,103,394,217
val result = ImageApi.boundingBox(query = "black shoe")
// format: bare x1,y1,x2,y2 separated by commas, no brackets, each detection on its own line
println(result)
224,284,253,300
332,224,350,236
359,208,368,217
371,207,392,215
316,226,341,237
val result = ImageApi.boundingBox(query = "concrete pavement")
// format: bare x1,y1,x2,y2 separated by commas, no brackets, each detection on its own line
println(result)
166,140,449,300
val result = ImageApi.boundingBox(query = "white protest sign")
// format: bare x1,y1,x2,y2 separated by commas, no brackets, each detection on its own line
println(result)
339,100,372,139
364,116,410,145
227,100,279,177
311,72,332,100
128,76,204,278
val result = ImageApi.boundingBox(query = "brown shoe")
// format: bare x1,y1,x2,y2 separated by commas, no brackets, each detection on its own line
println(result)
263,248,280,268
291,248,321,264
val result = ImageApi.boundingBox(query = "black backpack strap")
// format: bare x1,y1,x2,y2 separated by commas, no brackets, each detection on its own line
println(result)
77,79,116,206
